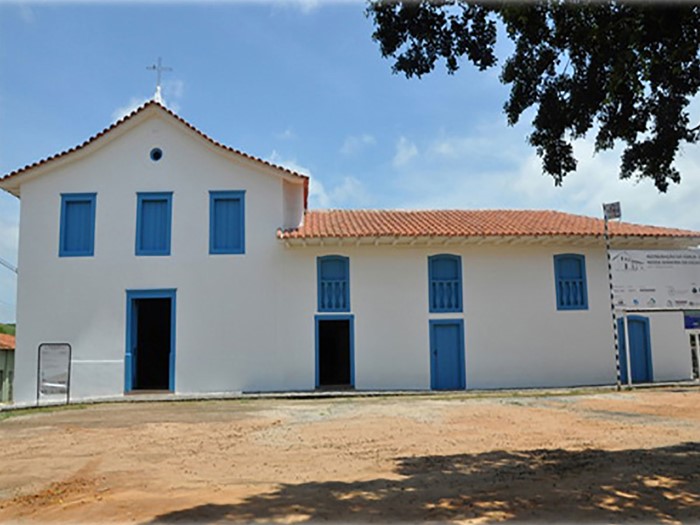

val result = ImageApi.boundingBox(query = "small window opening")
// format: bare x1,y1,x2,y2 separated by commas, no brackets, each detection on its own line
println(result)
150,148,163,162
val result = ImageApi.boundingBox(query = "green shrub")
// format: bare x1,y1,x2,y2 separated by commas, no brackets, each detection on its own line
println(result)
0,324,15,336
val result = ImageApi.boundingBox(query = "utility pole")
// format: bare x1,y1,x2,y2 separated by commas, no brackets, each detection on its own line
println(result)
603,201,622,391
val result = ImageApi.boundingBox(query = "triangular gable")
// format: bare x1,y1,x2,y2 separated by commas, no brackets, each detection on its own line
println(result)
0,100,309,206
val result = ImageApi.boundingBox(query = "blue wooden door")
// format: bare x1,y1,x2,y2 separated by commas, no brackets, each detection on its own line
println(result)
430,320,465,390
125,300,138,391
618,316,653,384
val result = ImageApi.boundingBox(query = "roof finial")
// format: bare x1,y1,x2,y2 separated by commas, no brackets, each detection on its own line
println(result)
146,57,172,104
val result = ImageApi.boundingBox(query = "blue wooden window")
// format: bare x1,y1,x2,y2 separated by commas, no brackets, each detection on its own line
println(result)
59,193,96,257
318,256,350,312
554,254,588,310
209,191,245,254
428,254,463,312
136,192,172,256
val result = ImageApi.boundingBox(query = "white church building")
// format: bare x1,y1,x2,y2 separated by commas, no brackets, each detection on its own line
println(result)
2,101,699,404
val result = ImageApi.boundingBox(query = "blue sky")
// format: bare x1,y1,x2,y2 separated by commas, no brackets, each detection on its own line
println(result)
1,1,699,323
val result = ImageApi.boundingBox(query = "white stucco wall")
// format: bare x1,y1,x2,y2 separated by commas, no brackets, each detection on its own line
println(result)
298,244,616,391
7,109,695,404
282,180,304,230
12,111,312,404
647,312,693,381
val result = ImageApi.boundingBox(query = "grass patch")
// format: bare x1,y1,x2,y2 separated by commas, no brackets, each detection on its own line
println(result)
0,403,88,422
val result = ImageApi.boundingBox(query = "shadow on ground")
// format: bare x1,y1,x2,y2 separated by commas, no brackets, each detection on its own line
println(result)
145,442,699,523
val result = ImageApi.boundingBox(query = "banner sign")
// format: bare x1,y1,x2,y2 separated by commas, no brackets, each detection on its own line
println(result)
610,250,700,310
37,343,71,404
603,202,621,220
686,311,700,329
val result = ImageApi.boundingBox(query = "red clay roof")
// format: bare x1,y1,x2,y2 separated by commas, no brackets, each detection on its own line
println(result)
0,100,309,207
0,333,15,351
278,209,700,240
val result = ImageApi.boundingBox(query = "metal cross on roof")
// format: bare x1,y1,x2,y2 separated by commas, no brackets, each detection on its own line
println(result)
146,57,173,103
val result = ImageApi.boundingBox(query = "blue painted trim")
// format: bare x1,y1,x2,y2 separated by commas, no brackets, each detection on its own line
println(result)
317,255,351,312
553,253,589,311
135,192,173,256
617,315,654,383
209,190,246,255
125,288,176,393
314,314,355,388
428,254,463,313
59,193,96,257
429,319,466,390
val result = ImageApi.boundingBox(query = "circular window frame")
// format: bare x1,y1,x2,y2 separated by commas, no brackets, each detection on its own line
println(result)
149,147,163,162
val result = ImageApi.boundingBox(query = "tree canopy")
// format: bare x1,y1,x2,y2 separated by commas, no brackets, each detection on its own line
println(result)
368,1,700,192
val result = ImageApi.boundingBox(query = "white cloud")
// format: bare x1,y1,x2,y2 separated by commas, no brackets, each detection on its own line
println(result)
309,178,330,208
267,151,369,209
111,96,148,122
111,79,185,121
162,79,185,112
340,134,376,156
164,78,184,99
391,122,700,233
331,177,371,207
276,128,296,140
429,133,523,165
506,137,700,231
270,0,321,14
430,136,475,159
308,176,371,209
267,150,311,176
295,0,320,14
18,3,35,23
392,136,418,168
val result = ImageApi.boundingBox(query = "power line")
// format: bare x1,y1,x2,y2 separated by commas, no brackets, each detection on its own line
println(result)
0,256,17,274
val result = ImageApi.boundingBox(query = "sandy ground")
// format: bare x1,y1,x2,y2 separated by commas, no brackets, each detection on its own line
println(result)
0,388,698,524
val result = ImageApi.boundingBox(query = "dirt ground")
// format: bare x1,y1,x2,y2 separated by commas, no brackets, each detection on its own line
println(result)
0,388,698,524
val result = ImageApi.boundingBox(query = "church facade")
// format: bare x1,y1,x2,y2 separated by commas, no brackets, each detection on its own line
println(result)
2,101,698,404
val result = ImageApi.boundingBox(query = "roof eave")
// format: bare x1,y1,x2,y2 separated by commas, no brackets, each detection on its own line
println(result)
279,233,700,249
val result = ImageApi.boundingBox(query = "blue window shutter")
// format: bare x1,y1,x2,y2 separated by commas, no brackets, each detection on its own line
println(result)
317,256,350,312
428,254,462,312
59,193,96,257
554,254,588,310
136,193,172,256
209,191,245,254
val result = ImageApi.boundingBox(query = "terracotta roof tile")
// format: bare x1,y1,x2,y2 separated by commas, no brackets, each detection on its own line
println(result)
278,209,700,240
0,333,15,351
0,100,309,206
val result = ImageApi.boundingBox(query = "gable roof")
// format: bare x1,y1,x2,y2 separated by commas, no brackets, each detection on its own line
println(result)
0,100,309,205
278,209,700,246
0,333,15,351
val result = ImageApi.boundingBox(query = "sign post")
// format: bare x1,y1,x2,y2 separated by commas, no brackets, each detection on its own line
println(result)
37,343,71,405
603,202,623,391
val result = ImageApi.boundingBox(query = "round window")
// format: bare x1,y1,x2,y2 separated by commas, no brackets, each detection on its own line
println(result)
150,148,163,162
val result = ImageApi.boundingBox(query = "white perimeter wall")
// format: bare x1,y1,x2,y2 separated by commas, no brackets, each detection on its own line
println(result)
647,312,693,382
9,112,694,404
